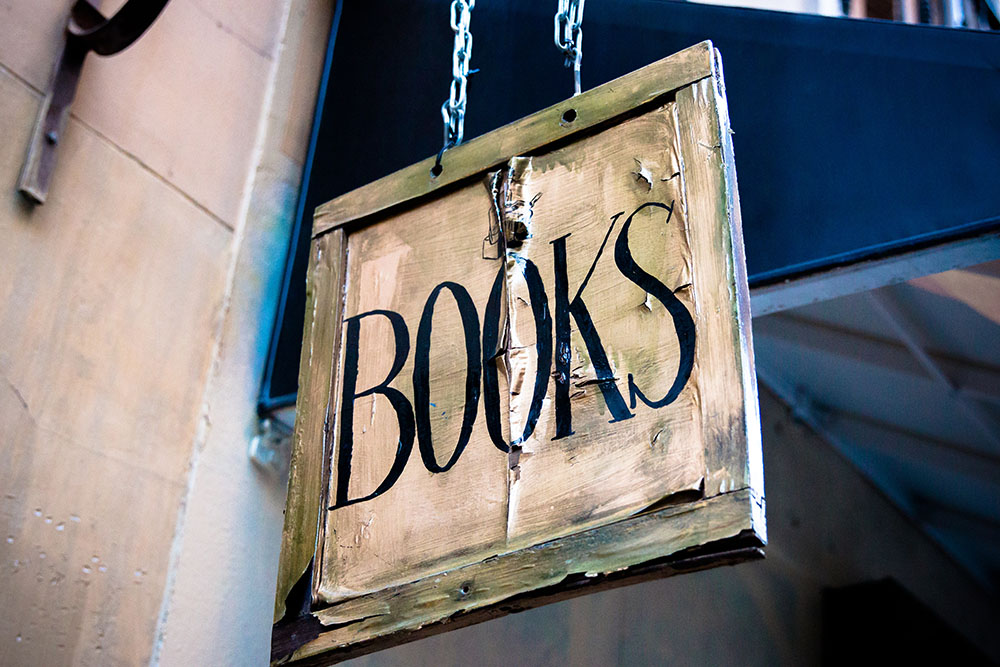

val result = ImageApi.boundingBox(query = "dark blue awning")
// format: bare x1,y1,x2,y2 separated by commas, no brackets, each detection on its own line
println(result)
260,0,1000,408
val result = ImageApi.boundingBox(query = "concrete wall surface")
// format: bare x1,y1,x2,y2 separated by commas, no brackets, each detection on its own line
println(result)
0,0,327,664
2,1,997,666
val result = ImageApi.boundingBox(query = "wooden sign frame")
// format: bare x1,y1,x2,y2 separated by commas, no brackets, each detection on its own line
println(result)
272,41,764,665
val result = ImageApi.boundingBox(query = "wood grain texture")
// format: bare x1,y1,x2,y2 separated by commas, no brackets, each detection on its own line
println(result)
275,43,761,665
499,104,705,552
292,491,759,665
311,41,715,236
275,230,347,623
316,181,510,603
674,51,764,532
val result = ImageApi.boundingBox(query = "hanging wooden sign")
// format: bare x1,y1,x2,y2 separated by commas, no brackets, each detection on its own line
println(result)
272,41,764,665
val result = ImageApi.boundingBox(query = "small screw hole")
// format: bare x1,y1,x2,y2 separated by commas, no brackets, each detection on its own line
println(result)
562,108,577,123
459,583,471,596
430,163,444,178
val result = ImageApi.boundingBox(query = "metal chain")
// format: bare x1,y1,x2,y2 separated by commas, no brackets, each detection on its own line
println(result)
440,0,475,154
554,0,585,96
436,0,584,172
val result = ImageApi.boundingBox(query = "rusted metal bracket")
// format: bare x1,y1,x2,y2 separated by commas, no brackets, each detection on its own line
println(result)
18,0,170,204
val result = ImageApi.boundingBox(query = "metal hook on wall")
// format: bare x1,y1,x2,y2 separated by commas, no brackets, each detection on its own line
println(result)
18,0,171,204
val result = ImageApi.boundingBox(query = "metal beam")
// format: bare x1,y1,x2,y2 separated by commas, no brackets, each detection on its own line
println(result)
912,496,1000,542
753,313,1000,406
757,366,999,591
750,231,1000,316
866,290,1000,451
758,363,1000,487
909,496,1000,590
825,409,1000,485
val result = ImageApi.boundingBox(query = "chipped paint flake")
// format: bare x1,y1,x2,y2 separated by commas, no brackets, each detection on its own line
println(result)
632,158,654,191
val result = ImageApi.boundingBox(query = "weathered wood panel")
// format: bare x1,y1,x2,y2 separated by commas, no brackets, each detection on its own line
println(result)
301,387,1000,666
312,41,716,235
675,62,763,521
297,491,759,664
500,103,705,552
276,230,347,622
317,182,511,602
275,41,762,664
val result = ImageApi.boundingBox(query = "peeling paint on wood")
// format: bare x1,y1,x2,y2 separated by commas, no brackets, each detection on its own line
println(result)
273,41,762,664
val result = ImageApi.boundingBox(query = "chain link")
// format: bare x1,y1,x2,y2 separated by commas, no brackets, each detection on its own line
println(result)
554,0,585,96
440,0,475,153
437,0,584,171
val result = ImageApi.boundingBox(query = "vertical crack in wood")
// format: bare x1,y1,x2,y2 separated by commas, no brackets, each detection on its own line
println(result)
277,44,763,664
487,167,519,544
498,157,539,542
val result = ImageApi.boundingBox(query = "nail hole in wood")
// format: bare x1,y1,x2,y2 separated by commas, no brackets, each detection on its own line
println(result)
562,108,577,123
